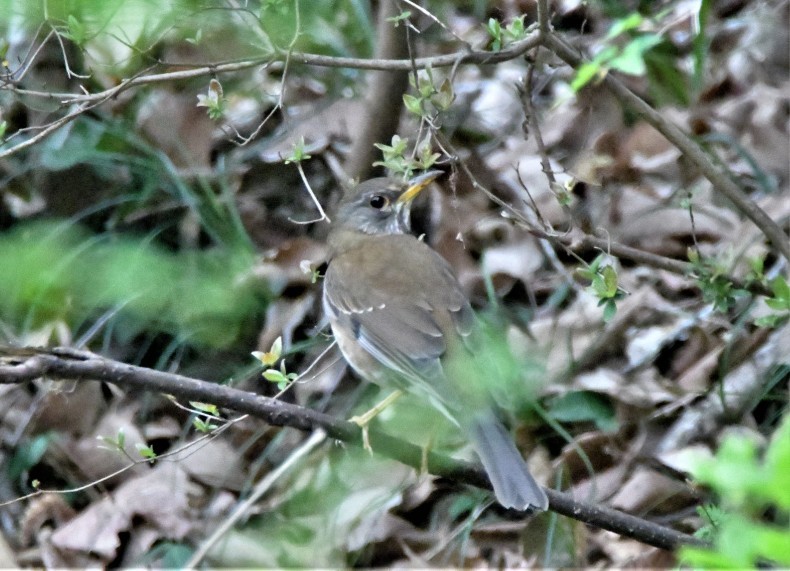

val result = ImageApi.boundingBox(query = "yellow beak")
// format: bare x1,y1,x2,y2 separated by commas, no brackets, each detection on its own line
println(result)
397,170,443,204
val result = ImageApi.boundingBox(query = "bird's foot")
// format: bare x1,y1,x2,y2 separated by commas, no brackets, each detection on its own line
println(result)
350,389,403,454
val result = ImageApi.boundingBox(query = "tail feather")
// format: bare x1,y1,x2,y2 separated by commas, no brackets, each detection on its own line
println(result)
466,414,548,511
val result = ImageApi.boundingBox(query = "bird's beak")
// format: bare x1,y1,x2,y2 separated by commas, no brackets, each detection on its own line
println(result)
397,170,443,204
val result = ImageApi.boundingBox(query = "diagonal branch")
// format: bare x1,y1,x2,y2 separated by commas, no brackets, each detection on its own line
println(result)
0,347,706,552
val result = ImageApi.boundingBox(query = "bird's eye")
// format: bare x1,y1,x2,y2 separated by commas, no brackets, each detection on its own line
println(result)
369,195,388,209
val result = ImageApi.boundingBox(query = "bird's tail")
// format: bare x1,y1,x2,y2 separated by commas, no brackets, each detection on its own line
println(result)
465,413,548,511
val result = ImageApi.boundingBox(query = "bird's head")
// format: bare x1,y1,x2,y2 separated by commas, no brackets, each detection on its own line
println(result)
332,171,442,236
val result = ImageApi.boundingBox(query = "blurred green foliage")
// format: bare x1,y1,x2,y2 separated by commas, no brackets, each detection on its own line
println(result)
0,0,374,74
0,221,262,348
547,391,617,433
680,411,790,567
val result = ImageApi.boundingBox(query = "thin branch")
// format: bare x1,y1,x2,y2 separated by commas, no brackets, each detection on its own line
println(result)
0,347,707,552
543,230,773,298
287,33,541,70
0,103,90,159
536,0,552,34
399,0,471,46
1,59,271,104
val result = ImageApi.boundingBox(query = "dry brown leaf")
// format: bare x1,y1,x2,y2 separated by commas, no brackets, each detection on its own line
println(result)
137,90,216,169
258,99,366,163
586,368,680,408
656,443,713,476
258,294,317,354
609,467,692,513
50,462,190,559
59,405,148,484
176,436,247,491
568,463,629,505
555,431,622,481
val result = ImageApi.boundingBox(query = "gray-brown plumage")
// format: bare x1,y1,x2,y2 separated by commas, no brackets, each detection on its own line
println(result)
323,172,548,511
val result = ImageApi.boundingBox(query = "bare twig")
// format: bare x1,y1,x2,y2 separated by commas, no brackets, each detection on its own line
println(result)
287,32,541,71
288,162,331,224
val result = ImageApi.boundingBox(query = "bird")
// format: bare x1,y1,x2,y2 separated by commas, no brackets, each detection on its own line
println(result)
322,171,548,512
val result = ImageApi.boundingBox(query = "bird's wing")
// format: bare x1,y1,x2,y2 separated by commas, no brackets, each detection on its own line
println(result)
323,236,474,407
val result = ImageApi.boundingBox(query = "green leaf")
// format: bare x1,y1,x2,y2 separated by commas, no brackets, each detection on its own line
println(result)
431,78,455,110
284,137,312,164
770,276,790,304
7,434,52,482
487,18,502,50
403,93,423,116
609,34,662,76
548,391,618,432
606,12,643,39
504,16,525,41
136,443,157,459
386,10,411,26
65,14,87,46
263,369,287,383
190,402,219,416
601,265,619,297
193,418,218,433
571,61,603,91
691,0,712,95
764,414,790,509
602,299,617,322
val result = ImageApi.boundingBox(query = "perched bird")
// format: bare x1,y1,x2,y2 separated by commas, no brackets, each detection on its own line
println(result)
323,171,548,511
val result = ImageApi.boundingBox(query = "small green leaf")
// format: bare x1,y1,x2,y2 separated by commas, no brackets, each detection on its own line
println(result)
487,18,502,50
284,137,312,164
755,314,783,328
190,402,219,415
254,336,283,366
770,276,790,304
601,265,619,297
116,428,126,449
263,369,287,383
609,34,662,76
65,15,87,46
193,418,218,433
136,443,157,460
196,79,226,120
606,12,644,39
403,93,423,116
602,299,617,322
548,391,618,432
687,247,700,264
386,10,411,26
431,78,455,110
504,16,526,41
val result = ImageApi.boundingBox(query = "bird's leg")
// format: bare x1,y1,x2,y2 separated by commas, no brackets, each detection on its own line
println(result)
350,389,403,453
